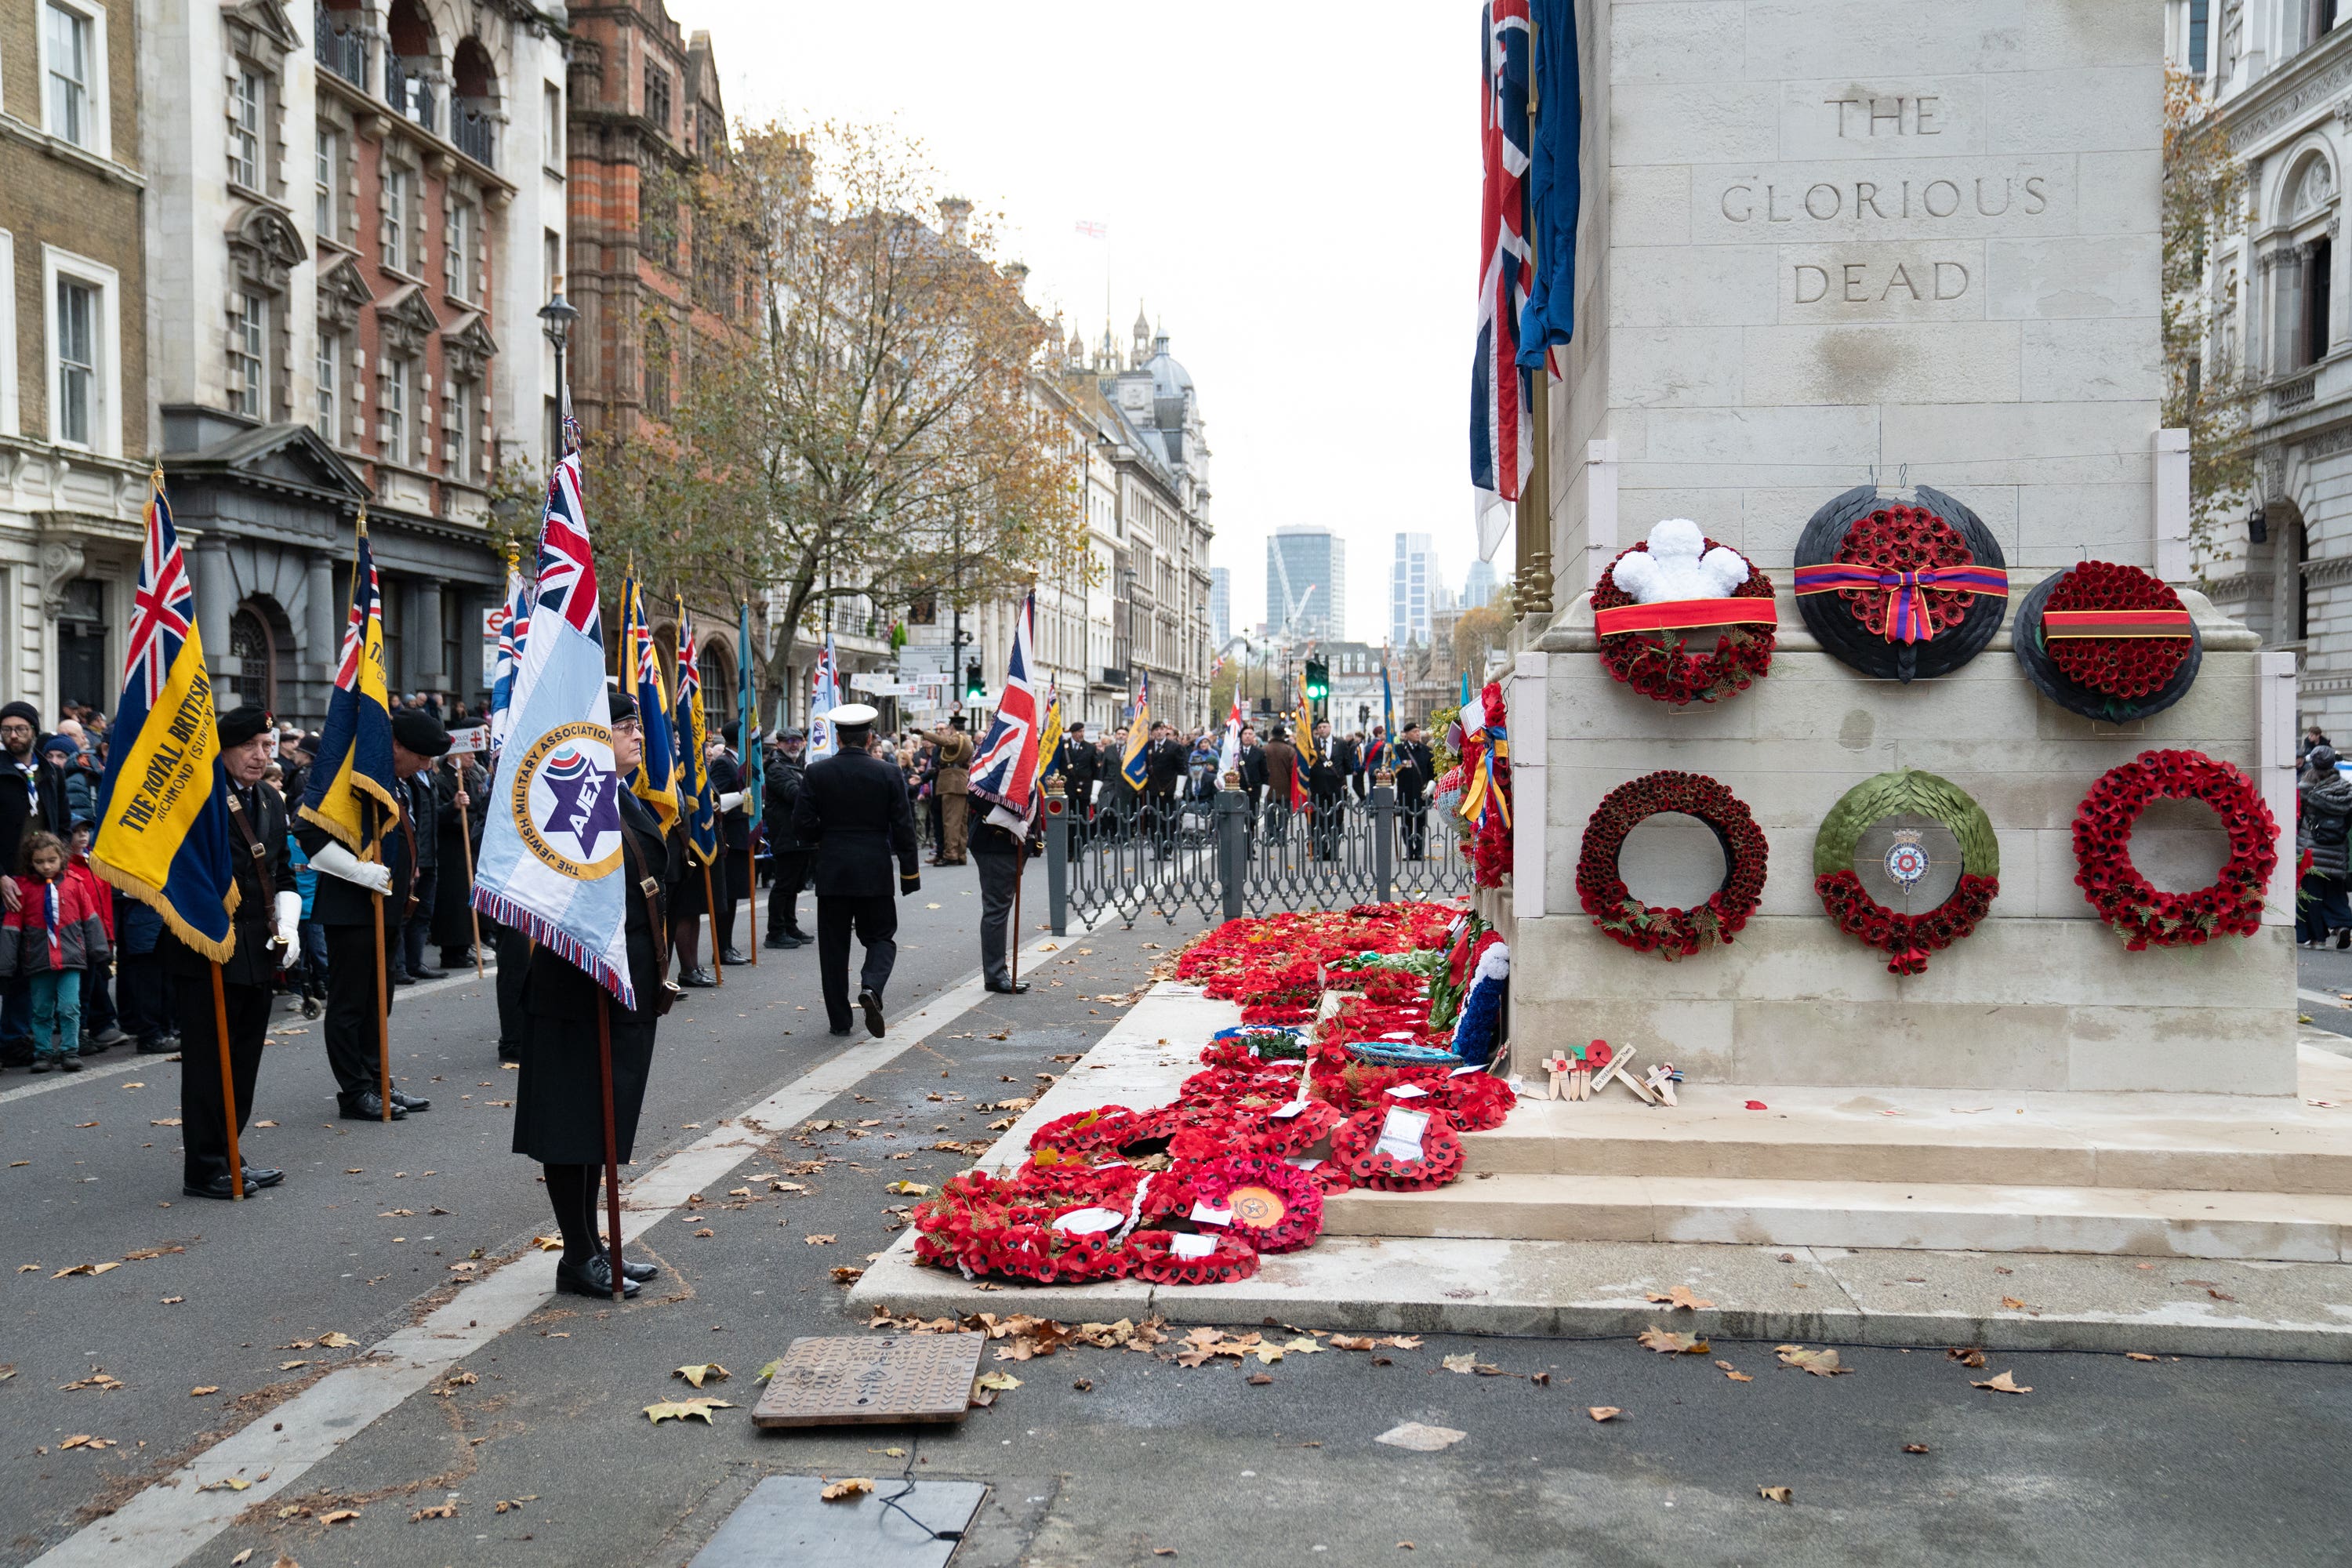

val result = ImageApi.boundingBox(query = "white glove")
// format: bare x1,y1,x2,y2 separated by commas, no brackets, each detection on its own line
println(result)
718,791,744,812
310,840,392,896
273,891,303,953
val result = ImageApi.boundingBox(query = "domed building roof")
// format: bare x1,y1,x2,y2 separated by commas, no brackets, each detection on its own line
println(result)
1143,332,1193,401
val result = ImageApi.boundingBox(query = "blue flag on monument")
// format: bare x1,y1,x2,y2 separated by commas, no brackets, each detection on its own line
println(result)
470,448,634,1007
1517,0,1581,362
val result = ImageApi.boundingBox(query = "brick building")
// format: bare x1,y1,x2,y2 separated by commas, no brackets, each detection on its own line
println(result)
0,0,152,718
138,0,567,724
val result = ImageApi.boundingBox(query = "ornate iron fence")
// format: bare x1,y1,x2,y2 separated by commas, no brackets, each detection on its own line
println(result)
1045,781,1470,931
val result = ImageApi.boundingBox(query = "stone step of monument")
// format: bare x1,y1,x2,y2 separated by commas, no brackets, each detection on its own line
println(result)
1318,1173,2352,1263
1463,1045,2352,1196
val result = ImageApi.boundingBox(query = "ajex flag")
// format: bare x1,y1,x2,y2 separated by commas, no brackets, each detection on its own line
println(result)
299,515,398,858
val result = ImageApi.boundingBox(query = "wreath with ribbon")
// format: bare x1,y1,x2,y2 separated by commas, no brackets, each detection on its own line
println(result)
1813,769,2000,975
1576,771,1769,960
1591,537,1778,706
1457,682,1512,887
1793,486,2009,683
2072,750,2277,949
2013,562,2202,724
1327,1105,1467,1191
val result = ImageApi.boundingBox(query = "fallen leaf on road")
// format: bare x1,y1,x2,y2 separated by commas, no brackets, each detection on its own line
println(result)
643,1398,735,1424
1999,1297,2029,1312
693,1228,715,1238
532,1236,563,1251
74,1122,97,1128
1972,1370,2032,1394
754,1359,782,1383
255,1120,277,1127
58,1436,116,1450
1775,1345,1847,1377
1646,1287,1715,1312
1153,1551,1178,1559
161,1296,183,1305
52,1263,120,1279
885,1181,931,1196
411,1503,457,1520
821,1477,875,1501
190,1386,219,1397
197,1477,251,1491
1714,1361,1754,1382
831,1266,864,1284
230,1552,252,1566
1903,1443,1929,1454
279,1360,307,1371
1637,1327,1710,1356
2125,1352,2158,1363
2207,1288,2238,1302
673,1363,730,1389
1246,1371,1272,1385
975,1371,1022,1391
1947,1346,1987,1368
804,1234,837,1246
1759,1486,1792,1504
321,1509,361,1525
1441,1352,1497,1375
317,1333,358,1348
60,1370,124,1392
150,1119,181,1127
1587,1406,1621,1422
1374,1421,1466,1451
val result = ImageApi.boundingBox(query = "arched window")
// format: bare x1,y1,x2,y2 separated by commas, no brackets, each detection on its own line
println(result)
385,0,438,132
701,639,735,726
452,37,498,166
2299,521,2315,644
228,604,279,711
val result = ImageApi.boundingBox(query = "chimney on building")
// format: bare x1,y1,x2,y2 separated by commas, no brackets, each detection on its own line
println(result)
938,196,973,247
1002,260,1030,295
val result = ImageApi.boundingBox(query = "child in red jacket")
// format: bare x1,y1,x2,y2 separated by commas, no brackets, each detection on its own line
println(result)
2,831,113,1072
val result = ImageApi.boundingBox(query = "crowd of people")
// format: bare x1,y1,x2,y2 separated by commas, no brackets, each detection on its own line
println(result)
2299,724,2352,949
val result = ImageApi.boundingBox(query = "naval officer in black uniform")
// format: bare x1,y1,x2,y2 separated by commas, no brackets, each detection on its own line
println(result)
789,702,919,1037
512,691,681,1299
169,705,299,1199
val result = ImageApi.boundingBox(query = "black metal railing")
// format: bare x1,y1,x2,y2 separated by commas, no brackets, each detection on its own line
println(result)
1045,780,1469,931
316,5,366,87
386,54,437,132
453,103,495,167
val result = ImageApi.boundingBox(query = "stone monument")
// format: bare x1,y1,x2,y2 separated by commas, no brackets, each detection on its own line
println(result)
1505,3,2296,1094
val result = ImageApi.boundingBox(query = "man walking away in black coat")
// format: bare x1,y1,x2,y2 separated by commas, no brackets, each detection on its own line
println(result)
789,704,920,1036
763,729,813,948
1393,722,1435,859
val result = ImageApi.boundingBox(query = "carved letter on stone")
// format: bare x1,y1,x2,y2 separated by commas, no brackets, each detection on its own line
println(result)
1934,261,1970,300
1794,264,1829,303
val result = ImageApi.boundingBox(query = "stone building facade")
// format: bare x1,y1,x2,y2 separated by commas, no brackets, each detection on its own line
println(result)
139,0,568,724
0,0,151,717
2170,2,2352,734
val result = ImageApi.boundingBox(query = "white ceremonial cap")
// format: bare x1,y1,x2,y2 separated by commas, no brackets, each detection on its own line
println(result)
827,702,880,727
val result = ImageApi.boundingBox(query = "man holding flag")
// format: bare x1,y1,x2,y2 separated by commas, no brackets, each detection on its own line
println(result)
966,593,1044,995
298,517,443,1123
670,608,724,986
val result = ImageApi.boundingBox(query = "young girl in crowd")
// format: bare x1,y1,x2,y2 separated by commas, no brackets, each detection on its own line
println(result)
2,830,113,1072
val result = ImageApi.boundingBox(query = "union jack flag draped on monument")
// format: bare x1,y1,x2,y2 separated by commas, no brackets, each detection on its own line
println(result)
970,590,1041,829
1471,0,1532,504
470,443,634,1007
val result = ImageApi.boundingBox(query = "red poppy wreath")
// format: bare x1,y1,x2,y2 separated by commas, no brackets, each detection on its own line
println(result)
1591,521,1777,706
1577,771,1769,960
2072,750,2277,949
1813,768,2000,976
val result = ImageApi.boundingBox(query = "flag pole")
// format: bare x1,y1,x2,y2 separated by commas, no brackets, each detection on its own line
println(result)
595,989,625,1301
746,837,758,967
211,964,245,1200
702,860,723,986
455,757,485,980
371,804,390,1121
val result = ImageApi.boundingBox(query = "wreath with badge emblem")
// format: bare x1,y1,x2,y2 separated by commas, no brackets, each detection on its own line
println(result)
1813,768,2000,975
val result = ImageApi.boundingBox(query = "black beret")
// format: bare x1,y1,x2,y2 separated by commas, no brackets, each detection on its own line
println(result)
0,701,39,728
607,690,637,725
217,705,274,747
721,720,741,747
391,707,452,757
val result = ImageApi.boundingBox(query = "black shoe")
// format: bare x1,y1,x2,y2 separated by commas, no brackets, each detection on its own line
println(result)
240,1166,285,1189
829,1025,854,1037
57,1054,81,1073
785,928,810,944
412,967,447,982
610,1253,659,1283
390,970,416,987
677,967,717,988
858,987,886,1038
498,1044,522,1063
136,1036,175,1054
91,1026,127,1047
720,949,750,967
78,1037,104,1056
182,1174,242,1200
336,1093,406,1120
764,935,797,950
985,979,1031,995
27,1058,53,1073
439,954,472,971
554,1254,640,1299
388,1089,431,1112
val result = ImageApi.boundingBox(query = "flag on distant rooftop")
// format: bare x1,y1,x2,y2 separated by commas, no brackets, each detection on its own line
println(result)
89,469,241,961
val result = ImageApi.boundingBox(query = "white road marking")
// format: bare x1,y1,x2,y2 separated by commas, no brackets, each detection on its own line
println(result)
28,919,1102,1568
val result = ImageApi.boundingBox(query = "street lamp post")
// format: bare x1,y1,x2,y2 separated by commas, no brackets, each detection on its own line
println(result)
537,278,579,470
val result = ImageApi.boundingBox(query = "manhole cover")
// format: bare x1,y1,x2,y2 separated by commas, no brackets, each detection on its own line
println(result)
752,1333,985,1428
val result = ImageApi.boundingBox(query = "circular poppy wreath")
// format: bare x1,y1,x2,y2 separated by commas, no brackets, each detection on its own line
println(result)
2013,564,2202,724
1793,485,2009,684
2072,750,2278,949
1124,1226,1261,1287
1591,537,1777,706
1813,768,2001,976
1178,1154,1327,1254
1577,771,1769,960
1327,1107,1466,1191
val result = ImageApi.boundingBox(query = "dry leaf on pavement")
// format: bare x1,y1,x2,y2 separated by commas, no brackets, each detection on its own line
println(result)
804,1234,837,1246
197,1477,252,1491
321,1509,361,1525
1636,1327,1710,1356
2125,1352,2158,1363
1586,1406,1622,1422
1759,1486,1793,1504
1645,1286,1715,1312
1442,1352,1501,1375
820,1478,875,1501
1971,1370,2032,1394
1775,1345,1848,1376
673,1363,730,1388
1903,1443,1929,1454
1713,1361,1753,1382
1947,1346,1987,1368
643,1398,736,1424
412,1503,457,1520
190,1386,219,1396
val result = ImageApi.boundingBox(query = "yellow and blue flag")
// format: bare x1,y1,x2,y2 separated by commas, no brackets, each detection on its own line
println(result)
89,469,241,961
674,601,717,865
1034,685,1066,791
738,601,763,835
299,514,399,857
619,575,678,831
1120,673,1151,789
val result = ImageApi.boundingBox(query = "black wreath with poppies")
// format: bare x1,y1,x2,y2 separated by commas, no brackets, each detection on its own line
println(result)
1795,485,2009,683
2013,564,2203,724
2073,750,2277,950
1577,771,1769,960
1591,538,1777,705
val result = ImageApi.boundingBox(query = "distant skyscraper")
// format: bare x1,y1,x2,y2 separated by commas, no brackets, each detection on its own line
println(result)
1209,567,1231,647
1267,528,1345,641
1465,557,1498,610
1390,533,1440,647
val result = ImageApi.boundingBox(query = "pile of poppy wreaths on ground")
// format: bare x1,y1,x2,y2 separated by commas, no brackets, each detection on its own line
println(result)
911,904,1511,1287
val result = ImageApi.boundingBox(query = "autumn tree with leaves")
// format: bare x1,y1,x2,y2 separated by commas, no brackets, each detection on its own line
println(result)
589,123,1084,698
2162,64,2257,560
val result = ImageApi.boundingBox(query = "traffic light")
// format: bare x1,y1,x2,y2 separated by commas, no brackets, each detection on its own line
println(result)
1304,658,1329,702
964,659,985,702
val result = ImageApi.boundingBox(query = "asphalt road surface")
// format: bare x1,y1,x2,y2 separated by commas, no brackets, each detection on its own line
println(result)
5,873,2350,1567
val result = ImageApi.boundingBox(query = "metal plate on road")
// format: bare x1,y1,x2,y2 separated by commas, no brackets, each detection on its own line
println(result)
751,1333,984,1427
689,1475,986,1568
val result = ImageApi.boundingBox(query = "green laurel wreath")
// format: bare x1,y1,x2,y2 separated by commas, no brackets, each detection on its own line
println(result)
1813,768,2001,880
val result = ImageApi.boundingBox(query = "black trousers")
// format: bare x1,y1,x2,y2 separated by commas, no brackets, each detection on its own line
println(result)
179,977,272,1186
1399,793,1429,858
323,920,394,1098
711,851,748,953
117,953,171,1044
401,866,438,975
816,894,897,1031
767,850,812,938
494,919,532,1051
975,849,1020,984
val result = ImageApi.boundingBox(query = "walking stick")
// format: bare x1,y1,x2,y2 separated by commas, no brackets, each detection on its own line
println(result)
211,964,244,1200
456,760,484,979
595,989,625,1301
702,859,723,986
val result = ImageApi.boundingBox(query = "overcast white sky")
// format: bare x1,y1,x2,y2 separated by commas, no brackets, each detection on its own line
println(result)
667,0,1489,647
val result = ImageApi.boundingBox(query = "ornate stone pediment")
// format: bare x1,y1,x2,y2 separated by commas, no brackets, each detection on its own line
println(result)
227,204,307,295
441,310,499,383
318,252,373,332
225,0,300,67
375,283,439,361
